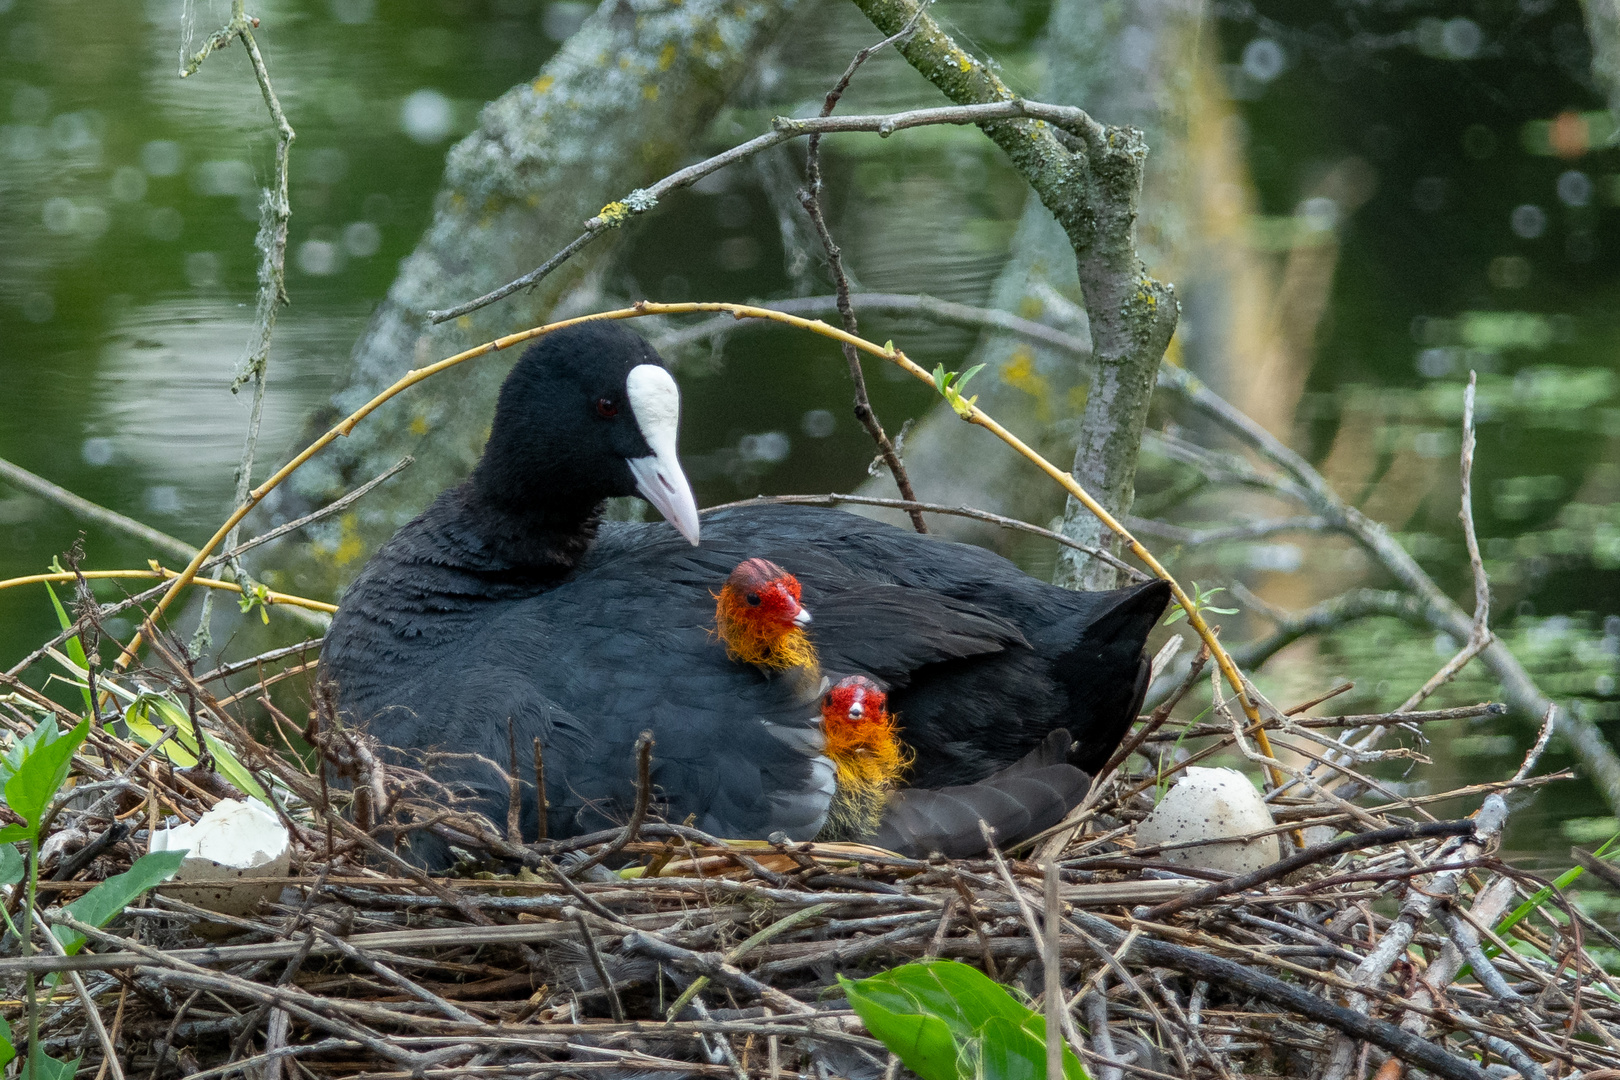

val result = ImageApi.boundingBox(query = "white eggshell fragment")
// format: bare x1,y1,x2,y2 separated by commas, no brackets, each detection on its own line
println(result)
1136,767,1280,874
152,798,290,917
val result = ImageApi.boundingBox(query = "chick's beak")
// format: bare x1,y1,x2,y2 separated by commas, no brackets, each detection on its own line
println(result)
790,599,813,628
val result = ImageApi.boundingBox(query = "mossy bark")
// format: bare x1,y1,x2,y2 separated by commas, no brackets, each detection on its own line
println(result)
273,0,800,599
849,0,1182,590
852,0,1198,590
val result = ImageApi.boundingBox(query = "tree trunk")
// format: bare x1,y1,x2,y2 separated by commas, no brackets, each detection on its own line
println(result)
850,0,1200,589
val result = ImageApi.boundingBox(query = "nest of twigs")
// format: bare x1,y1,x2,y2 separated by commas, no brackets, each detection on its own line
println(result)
0,625,1612,1080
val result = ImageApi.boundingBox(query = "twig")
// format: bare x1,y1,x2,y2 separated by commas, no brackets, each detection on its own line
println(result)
184,0,295,654
1069,911,1490,1080
1142,820,1477,921
0,456,195,563
1081,987,1122,1080
424,101,1108,325
1230,589,1429,671
33,905,126,1080
706,493,1148,579
567,731,654,878
506,719,522,845
1318,796,1511,1080
1043,861,1062,1080
650,292,1091,358
533,738,549,842
201,455,413,572
666,904,835,1020
798,19,926,531
1395,370,1491,713
1126,514,1334,547
566,906,624,1023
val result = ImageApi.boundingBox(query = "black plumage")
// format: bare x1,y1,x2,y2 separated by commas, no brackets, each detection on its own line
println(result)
321,323,1170,863
870,730,1090,858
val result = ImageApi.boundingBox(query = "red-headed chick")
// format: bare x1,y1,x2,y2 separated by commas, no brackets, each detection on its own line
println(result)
817,675,912,840
714,557,818,681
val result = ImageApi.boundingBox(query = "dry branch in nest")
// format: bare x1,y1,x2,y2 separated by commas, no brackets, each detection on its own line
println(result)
0,629,1611,1080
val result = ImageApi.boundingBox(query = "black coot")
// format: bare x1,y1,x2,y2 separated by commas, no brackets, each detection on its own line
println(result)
321,322,1168,856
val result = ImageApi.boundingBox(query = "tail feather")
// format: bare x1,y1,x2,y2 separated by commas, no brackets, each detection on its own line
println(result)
868,732,1090,858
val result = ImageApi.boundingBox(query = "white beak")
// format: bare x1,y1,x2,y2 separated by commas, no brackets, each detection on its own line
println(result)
792,605,813,628
626,364,700,546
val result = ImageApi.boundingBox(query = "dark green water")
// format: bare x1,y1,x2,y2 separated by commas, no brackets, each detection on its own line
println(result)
1,0,1618,874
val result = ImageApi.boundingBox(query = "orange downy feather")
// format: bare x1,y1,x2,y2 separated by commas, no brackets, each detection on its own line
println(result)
713,559,819,672
820,676,911,839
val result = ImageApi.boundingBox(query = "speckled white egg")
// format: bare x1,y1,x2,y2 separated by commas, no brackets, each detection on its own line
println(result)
1136,767,1280,874
152,798,290,917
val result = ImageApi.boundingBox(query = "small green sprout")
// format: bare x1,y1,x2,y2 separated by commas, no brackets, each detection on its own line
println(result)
238,581,273,624
931,362,986,418
1164,581,1238,625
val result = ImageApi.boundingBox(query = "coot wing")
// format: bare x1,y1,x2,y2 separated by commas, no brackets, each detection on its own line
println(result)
803,584,1027,688
868,733,1090,858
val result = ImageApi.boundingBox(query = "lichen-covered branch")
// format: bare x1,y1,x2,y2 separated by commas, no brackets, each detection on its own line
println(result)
285,0,801,593
849,0,1180,589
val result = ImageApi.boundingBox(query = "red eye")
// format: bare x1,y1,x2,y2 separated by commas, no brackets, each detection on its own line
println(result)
596,398,618,418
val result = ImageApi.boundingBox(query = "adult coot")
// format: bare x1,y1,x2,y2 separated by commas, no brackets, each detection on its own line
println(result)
322,322,1168,857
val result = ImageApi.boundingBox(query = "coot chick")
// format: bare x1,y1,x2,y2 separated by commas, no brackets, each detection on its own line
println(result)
819,676,1089,858
715,562,1091,857
322,322,1167,860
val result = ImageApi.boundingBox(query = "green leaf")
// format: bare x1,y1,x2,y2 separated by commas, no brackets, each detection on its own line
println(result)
955,363,986,390
19,1050,82,1080
932,363,951,395
54,849,188,956
842,962,1087,1080
0,716,56,789
0,825,28,845
0,843,21,888
842,972,965,1080
976,1015,1048,1080
124,696,267,800
44,584,93,716
0,1013,14,1072
3,718,89,836
123,695,200,767
201,732,270,803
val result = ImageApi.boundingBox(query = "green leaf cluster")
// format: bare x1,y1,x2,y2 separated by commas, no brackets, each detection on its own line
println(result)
931,363,986,418
1164,582,1238,625
0,712,185,1076
841,961,1089,1080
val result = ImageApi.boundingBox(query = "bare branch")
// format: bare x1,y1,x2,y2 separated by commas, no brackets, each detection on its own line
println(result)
426,99,1109,325
0,456,196,564
798,20,927,532
705,492,1150,581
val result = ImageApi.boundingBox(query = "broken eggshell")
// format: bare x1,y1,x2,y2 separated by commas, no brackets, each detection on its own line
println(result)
151,797,290,917
1136,767,1280,874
